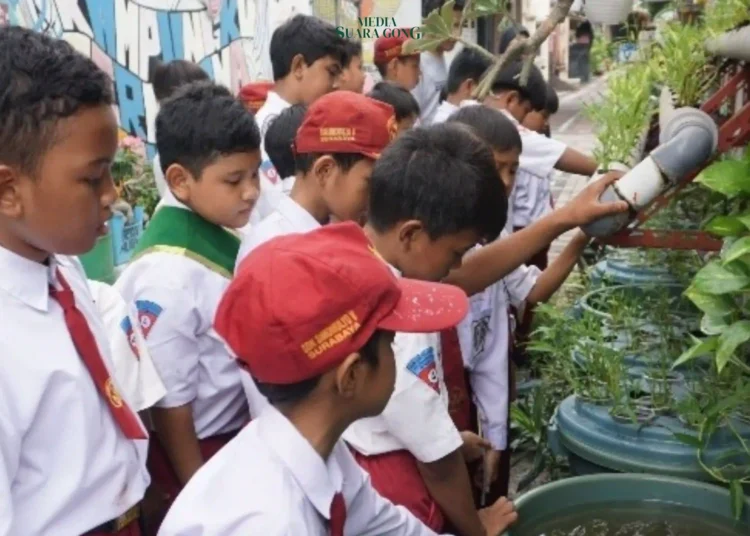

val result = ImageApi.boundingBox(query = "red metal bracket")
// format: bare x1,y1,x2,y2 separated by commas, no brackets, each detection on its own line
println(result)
597,65,750,251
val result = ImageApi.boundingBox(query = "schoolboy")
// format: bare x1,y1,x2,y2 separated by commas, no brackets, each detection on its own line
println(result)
338,39,366,93
115,82,261,510
239,80,274,114
412,0,464,125
433,48,492,125
344,123,517,535
150,59,210,198
0,27,148,535
263,103,307,195
368,81,422,136
523,84,559,139
374,32,422,91
448,106,590,501
160,222,501,534
248,14,347,230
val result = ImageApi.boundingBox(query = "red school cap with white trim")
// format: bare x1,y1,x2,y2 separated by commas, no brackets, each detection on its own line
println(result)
216,222,469,384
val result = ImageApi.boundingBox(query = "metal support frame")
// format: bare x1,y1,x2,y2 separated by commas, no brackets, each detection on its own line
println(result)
597,65,750,251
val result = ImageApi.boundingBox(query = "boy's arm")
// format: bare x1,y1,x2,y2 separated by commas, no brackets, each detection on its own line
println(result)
556,147,598,177
526,230,590,304
444,173,627,296
150,405,204,485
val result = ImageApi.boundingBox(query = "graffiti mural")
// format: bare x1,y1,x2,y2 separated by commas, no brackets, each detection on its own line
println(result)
0,0,419,154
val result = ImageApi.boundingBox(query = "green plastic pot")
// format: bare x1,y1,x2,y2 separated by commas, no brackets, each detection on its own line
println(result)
502,474,750,535
78,234,116,284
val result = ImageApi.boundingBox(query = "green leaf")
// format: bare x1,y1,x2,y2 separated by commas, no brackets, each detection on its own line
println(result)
704,215,747,237
440,0,456,35
672,432,703,448
737,211,750,230
673,335,718,369
692,260,750,295
701,314,730,335
716,320,750,372
401,36,450,54
696,160,750,198
684,286,735,317
730,480,745,520
723,236,750,264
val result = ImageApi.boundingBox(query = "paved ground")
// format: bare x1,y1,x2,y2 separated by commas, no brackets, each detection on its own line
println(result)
547,76,608,260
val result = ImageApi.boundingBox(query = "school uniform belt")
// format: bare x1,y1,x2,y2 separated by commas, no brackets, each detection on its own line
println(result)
84,503,140,534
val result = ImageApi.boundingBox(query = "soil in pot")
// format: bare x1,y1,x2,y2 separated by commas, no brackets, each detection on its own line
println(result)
610,404,656,424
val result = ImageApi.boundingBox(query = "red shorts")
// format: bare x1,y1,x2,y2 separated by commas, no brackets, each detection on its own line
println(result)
350,448,445,532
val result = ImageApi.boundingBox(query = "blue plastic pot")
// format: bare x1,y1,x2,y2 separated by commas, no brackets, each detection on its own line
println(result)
590,257,685,290
502,474,750,535
110,206,144,266
550,395,750,482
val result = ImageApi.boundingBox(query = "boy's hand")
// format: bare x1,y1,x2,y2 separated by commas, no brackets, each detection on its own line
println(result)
560,171,629,228
478,497,518,535
460,431,492,463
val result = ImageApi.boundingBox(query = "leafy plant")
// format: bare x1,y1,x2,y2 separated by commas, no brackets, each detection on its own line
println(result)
112,136,160,218
703,0,750,35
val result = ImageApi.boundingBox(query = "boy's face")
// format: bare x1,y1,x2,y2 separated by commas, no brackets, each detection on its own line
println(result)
485,91,533,123
319,156,374,224
396,115,418,137
295,54,342,104
395,223,479,282
522,109,548,134
168,150,262,229
337,56,366,94
357,331,397,416
493,147,521,194
0,104,119,259
389,56,421,91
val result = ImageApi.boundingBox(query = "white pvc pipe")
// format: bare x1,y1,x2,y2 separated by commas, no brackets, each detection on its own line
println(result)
706,25,750,62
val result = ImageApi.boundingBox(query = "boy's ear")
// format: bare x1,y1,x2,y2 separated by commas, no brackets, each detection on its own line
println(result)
461,78,477,98
165,163,194,203
312,155,337,187
396,220,426,252
334,353,368,398
0,165,23,219
290,54,307,80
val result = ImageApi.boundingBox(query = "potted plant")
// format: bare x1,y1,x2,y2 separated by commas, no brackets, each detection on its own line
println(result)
583,0,635,25
110,136,159,266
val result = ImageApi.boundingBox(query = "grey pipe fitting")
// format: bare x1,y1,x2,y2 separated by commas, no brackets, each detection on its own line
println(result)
706,26,750,62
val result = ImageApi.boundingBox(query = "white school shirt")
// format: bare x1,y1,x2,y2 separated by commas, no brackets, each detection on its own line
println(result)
431,100,459,125
456,238,540,450
412,52,448,126
115,191,249,438
234,195,321,416
243,91,290,232
344,266,464,463
159,405,442,536
0,249,149,536
499,110,566,229
89,280,167,412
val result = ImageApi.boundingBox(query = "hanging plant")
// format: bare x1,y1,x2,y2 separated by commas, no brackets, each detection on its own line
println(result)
583,0,634,25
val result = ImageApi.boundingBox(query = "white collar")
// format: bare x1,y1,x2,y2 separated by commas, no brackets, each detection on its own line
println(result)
256,406,343,520
263,91,291,112
278,195,321,232
0,245,59,312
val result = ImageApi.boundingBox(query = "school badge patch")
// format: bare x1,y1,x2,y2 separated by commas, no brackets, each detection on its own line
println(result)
406,347,440,393
135,300,163,339
120,317,140,359
260,159,279,184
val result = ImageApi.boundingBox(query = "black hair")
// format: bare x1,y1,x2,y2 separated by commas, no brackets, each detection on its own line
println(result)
270,14,347,81
0,26,114,174
498,25,530,54
151,60,210,103
446,106,522,153
374,55,417,79
423,0,464,16
342,39,363,68
265,104,308,178
445,47,492,95
491,60,548,111
156,81,260,177
368,82,420,121
256,330,385,405
368,123,506,241
545,85,559,115
294,152,365,175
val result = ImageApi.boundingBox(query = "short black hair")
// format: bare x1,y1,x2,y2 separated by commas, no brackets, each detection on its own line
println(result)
270,14,346,81
447,106,522,153
151,60,210,103
368,123,506,241
156,81,260,177
445,47,492,96
342,39,363,68
294,152,365,175
265,104,307,178
256,330,385,405
375,56,416,79
545,85,559,115
491,60,548,111
498,25,530,54
368,82,420,121
0,26,114,174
